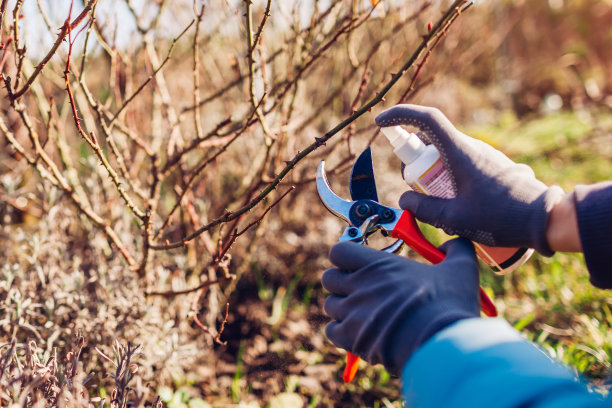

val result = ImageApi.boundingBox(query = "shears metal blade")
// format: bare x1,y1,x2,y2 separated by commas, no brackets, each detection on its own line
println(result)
349,146,379,202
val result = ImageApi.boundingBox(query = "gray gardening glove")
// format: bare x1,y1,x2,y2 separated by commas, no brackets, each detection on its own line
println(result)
375,104,564,256
322,239,480,376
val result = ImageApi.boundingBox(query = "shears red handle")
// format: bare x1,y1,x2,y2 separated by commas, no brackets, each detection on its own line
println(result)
343,210,497,382
392,211,498,316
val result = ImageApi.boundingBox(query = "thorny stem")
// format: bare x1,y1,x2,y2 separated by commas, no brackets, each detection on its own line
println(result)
137,153,160,276
12,0,24,89
65,43,147,220
11,0,98,100
252,0,272,51
150,0,471,250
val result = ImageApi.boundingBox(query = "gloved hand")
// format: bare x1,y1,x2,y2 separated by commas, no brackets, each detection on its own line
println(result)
375,104,565,256
322,238,480,376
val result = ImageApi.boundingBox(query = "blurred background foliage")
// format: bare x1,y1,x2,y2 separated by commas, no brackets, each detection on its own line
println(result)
0,0,611,406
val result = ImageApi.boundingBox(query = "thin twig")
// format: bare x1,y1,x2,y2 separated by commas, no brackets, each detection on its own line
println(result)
192,3,205,141
252,0,272,51
218,182,295,256
193,303,229,345
12,0,24,89
136,153,159,277
161,118,232,176
245,0,274,142
109,21,193,127
145,277,231,298
234,186,295,237
345,58,372,155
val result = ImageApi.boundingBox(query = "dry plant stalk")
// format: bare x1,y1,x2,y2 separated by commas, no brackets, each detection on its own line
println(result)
0,334,159,407
0,0,470,346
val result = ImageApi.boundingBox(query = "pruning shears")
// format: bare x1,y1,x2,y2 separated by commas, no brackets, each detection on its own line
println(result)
317,147,498,383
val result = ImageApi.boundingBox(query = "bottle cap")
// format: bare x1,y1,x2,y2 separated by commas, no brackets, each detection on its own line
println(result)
380,126,425,164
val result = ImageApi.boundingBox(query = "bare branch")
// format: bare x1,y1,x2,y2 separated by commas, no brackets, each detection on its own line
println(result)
150,0,471,250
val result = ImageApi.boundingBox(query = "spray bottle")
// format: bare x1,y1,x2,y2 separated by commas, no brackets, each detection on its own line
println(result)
381,125,534,274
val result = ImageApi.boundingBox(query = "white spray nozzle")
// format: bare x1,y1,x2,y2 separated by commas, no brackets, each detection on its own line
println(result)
380,126,425,165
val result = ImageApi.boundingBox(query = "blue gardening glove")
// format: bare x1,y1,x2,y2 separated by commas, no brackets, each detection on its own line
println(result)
322,238,480,376
375,104,565,256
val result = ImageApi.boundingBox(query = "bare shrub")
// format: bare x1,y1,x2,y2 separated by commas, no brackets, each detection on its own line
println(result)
0,0,471,404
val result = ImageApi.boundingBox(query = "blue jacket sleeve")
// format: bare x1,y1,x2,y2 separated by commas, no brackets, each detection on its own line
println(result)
401,318,606,408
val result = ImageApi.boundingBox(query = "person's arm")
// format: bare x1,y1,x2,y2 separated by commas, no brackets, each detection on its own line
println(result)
544,183,612,288
545,192,582,252
402,318,607,408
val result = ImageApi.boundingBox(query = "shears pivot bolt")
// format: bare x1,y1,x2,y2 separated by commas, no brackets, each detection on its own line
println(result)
354,203,372,219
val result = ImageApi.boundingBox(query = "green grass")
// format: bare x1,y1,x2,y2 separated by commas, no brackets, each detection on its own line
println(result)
467,110,612,189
